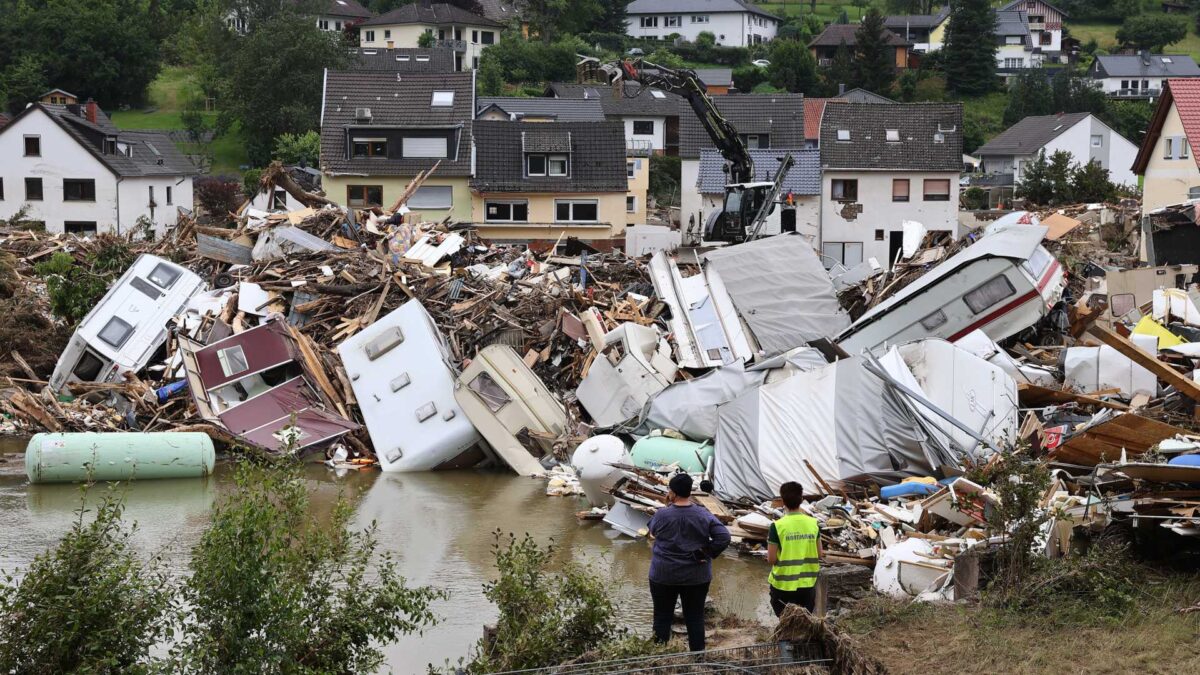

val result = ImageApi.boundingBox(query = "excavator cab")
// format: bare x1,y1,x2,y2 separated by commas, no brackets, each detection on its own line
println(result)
706,183,777,243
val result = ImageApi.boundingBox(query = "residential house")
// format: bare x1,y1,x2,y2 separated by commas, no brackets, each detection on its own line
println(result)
0,102,197,235
476,96,606,122
624,0,779,47
678,93,805,233
819,102,963,268
884,7,949,53
696,148,821,242
809,23,912,69
1000,0,1067,62
544,82,681,155
974,112,1138,188
803,98,844,149
695,68,734,94
39,89,79,105
1133,79,1200,212
348,46,456,72
476,0,522,25
1088,53,1200,99
469,121,632,247
358,2,503,71
315,0,372,32
995,10,1040,74
319,70,475,221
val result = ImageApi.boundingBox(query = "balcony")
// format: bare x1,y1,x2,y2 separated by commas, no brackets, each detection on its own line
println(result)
626,139,654,156
436,39,466,52
1111,87,1161,98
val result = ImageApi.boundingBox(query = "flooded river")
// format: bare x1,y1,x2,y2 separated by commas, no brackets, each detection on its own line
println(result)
0,438,774,673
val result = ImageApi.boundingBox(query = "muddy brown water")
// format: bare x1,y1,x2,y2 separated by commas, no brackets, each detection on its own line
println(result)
0,437,774,673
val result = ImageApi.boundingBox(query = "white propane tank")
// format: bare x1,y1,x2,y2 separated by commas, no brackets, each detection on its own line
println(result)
571,435,630,508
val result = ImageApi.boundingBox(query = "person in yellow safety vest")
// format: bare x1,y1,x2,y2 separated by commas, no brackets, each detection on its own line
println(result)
767,481,822,616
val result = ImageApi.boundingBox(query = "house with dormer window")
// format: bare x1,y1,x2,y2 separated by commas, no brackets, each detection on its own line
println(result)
358,1,503,71
319,69,475,220
469,121,630,247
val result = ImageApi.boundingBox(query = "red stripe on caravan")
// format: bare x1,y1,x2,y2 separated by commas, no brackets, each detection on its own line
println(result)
947,290,1039,342
1037,260,1061,294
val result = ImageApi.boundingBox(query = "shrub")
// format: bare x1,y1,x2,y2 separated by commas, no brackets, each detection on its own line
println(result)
194,176,243,219
962,186,988,210
649,154,681,207
34,237,134,324
271,130,320,167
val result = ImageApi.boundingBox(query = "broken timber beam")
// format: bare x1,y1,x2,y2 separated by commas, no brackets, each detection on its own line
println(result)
1087,323,1200,402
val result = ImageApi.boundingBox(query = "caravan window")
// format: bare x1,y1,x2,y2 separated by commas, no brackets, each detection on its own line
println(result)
97,317,134,349
919,310,948,331
964,274,1017,314
1021,247,1053,279
72,351,105,381
148,263,181,289
1110,293,1135,318
468,371,511,413
217,345,249,377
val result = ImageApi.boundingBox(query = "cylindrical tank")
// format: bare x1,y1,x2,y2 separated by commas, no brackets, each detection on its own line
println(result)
630,436,713,473
571,434,630,508
26,432,216,484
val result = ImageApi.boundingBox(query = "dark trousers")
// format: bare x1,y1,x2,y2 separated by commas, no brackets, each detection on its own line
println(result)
769,585,816,617
649,580,710,652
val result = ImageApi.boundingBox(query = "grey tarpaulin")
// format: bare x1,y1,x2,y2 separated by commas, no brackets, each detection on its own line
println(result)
704,234,850,358
713,356,938,501
632,360,768,440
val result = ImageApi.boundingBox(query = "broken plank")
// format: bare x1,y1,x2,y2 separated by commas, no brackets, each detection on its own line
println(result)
1018,383,1129,411
197,233,253,265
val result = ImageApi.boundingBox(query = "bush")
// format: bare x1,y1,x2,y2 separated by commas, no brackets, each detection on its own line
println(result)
271,130,320,167
733,64,767,92
962,186,988,210
242,167,263,199
194,176,244,219
669,40,750,66
0,489,172,673
34,237,135,324
649,154,681,207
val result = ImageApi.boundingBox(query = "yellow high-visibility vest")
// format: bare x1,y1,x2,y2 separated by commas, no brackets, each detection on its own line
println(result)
768,513,820,591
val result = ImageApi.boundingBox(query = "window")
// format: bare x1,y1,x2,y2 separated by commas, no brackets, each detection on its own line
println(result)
63,179,96,201
821,242,863,269
1039,31,1051,45
1110,293,1136,318
64,221,97,235
665,15,681,27
365,30,375,41
691,14,709,23
25,178,42,201
527,154,547,176
885,129,900,142
964,274,1017,314
1029,14,1044,22
481,31,495,44
934,132,945,144
0,178,4,200
407,185,453,209
526,153,568,176
1005,35,1022,45
335,21,341,30
132,277,161,300
347,185,383,207
1091,134,1103,148
1165,136,1190,160
485,201,529,222
468,372,511,412
148,262,180,288
875,229,885,241
149,186,155,206
919,310,948,331
318,19,328,29
216,345,249,377
626,195,637,213
384,29,391,38
836,129,850,141
431,91,455,106
1004,57,1024,69
352,137,388,157
271,189,286,210
831,179,858,201
104,138,116,155
555,200,599,222
166,186,173,205
23,136,40,156
923,179,951,201
632,120,655,135
892,179,910,202
402,136,448,158
650,89,667,99
744,134,769,149
640,16,658,27
627,159,641,178
98,317,135,349
72,351,104,381
1022,246,1053,279
471,29,478,43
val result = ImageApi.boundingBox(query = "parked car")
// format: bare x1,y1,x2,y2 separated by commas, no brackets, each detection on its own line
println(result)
752,59,771,67
627,47,645,56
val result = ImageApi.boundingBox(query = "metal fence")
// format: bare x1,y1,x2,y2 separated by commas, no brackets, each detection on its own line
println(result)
483,641,832,675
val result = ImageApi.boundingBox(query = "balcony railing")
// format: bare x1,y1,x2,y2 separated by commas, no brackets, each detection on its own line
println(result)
1111,87,1161,98
436,39,466,52
626,139,654,156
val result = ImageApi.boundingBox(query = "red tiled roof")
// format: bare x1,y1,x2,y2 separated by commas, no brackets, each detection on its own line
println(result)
1134,79,1200,174
802,98,849,141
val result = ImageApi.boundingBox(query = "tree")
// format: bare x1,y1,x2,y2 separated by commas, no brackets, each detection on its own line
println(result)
594,0,633,34
272,130,320,166
897,70,918,101
854,9,897,95
1072,158,1118,201
0,55,46,115
1102,99,1153,144
0,490,172,673
767,38,821,95
822,40,859,93
1116,15,1187,52
1016,150,1054,205
520,0,602,42
418,29,435,47
477,54,505,95
172,460,443,674
695,30,717,48
646,47,685,69
943,0,997,96
1003,70,1054,127
1047,150,1074,204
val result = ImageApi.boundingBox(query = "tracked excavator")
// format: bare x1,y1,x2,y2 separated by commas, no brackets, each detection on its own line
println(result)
577,56,794,246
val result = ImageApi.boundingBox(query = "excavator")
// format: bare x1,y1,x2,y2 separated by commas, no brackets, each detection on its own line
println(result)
577,56,794,245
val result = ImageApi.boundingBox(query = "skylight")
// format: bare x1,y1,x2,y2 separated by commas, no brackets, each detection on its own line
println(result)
431,91,455,106
837,129,850,141
650,89,666,99
398,55,411,61
885,129,900,142
416,55,430,62
1162,57,1173,63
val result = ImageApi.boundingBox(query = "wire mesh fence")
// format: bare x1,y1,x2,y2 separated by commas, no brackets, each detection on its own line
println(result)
483,640,832,675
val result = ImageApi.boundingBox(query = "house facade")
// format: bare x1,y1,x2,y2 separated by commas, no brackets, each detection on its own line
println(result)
349,47,457,73
469,121,632,246
1133,79,1200,212
995,10,1040,73
819,103,963,269
624,0,779,47
808,23,911,69
974,112,1139,188
545,82,681,155
1088,53,1200,99
1000,0,1067,61
884,7,949,53
358,2,503,71
319,70,475,221
0,103,196,235
315,0,372,32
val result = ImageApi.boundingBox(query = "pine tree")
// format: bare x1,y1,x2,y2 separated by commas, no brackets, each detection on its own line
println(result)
855,9,897,95
1047,150,1074,204
944,0,997,96
823,40,859,93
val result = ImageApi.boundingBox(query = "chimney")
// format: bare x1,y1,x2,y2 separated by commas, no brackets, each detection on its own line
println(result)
1141,49,1150,66
85,98,98,125
838,83,846,95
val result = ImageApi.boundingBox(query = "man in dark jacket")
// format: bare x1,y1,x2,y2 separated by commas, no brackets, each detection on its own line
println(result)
647,473,731,652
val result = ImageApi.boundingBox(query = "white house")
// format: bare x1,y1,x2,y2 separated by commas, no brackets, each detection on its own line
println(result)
819,103,964,268
995,9,1042,73
973,112,1139,188
0,102,197,235
315,0,373,32
358,2,503,71
624,0,779,47
544,82,681,155
999,0,1067,62
1133,78,1200,212
1088,53,1200,99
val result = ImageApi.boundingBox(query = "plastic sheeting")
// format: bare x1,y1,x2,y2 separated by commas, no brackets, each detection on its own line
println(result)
1063,333,1158,399
703,234,850,358
634,360,767,440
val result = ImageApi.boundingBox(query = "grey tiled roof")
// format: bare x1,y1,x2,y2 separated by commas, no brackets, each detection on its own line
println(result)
1092,54,1200,78
522,128,571,153
695,68,733,87
476,96,606,121
545,82,682,117
471,120,627,193
626,0,777,18
697,148,820,195
678,93,805,158
973,112,1090,156
819,102,963,171
348,47,456,73
833,88,896,104
322,0,372,19
994,10,1028,37
361,2,503,27
808,23,911,47
475,0,522,23
884,7,949,29
320,70,474,176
